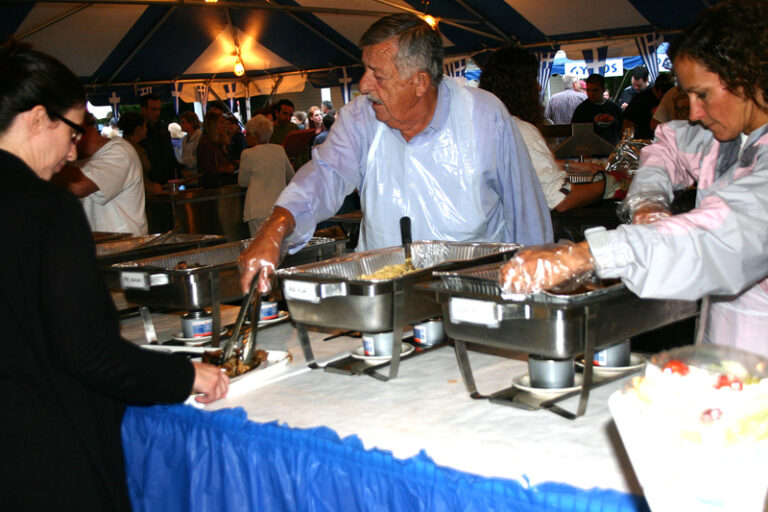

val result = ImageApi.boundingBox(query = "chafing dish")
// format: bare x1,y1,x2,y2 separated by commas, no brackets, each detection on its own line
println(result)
97,233,227,290
278,241,519,380
113,237,347,346
281,237,346,267
92,231,132,243
419,262,699,417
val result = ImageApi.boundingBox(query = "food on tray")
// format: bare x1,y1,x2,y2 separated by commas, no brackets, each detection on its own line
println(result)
360,261,417,280
174,261,203,270
626,346,768,446
202,348,268,377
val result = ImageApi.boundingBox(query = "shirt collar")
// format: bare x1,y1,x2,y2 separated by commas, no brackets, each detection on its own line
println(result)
394,78,450,143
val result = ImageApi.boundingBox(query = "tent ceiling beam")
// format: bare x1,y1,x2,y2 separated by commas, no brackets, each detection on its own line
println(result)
370,0,506,42
449,0,512,42
107,6,176,83
17,2,91,40
265,0,361,64
24,0,480,25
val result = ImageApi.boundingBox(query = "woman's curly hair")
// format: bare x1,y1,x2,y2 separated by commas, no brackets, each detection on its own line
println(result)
669,0,768,112
479,45,545,129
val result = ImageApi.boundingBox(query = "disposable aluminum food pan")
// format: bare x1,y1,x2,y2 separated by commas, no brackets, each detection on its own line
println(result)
113,237,350,310
113,239,251,310
278,241,519,332
96,233,226,262
423,262,699,359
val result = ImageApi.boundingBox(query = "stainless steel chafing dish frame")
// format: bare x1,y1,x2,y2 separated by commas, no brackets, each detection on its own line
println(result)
418,262,699,418
112,237,345,347
97,233,228,292
277,241,520,381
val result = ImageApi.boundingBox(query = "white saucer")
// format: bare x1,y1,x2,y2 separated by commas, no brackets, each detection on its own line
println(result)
257,310,290,326
172,329,228,346
350,342,414,363
512,373,584,396
576,353,646,375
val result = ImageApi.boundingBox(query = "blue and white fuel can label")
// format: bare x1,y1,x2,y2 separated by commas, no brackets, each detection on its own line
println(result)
190,318,213,337
362,335,375,356
260,301,279,320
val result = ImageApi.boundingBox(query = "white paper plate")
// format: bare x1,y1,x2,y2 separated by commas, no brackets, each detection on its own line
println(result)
186,350,293,406
139,344,213,354
350,343,414,363
576,353,646,375
512,373,583,397
172,329,229,346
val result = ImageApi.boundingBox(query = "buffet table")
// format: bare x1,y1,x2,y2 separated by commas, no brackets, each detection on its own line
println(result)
120,309,650,511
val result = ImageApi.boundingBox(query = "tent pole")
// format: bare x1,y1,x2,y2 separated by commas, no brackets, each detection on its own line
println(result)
17,3,91,40
107,7,176,83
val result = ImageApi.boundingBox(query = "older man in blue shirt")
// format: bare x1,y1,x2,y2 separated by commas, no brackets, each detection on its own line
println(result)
239,13,552,292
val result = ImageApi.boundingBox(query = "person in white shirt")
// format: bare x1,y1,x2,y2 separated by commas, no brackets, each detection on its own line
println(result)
238,115,295,236
54,114,148,236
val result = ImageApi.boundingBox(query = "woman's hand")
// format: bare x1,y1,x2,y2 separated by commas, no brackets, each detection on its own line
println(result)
191,362,230,404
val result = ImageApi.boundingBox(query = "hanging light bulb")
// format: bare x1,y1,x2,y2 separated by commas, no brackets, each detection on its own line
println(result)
234,58,245,77
422,15,438,29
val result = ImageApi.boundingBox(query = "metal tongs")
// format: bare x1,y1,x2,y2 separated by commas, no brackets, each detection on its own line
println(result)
222,271,262,365
135,230,174,250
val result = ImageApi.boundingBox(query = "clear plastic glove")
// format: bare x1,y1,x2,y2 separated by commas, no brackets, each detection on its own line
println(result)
618,193,672,224
191,362,230,404
499,241,595,295
631,204,672,224
238,206,296,294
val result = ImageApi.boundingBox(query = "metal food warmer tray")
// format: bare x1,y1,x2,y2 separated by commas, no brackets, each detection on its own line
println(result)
97,233,227,289
113,237,343,346
420,262,699,418
277,241,519,381
92,231,132,243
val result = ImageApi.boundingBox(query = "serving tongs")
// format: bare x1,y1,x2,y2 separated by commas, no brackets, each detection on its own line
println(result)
135,230,174,250
222,272,261,365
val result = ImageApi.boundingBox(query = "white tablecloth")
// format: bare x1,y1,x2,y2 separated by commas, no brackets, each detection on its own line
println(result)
120,310,642,495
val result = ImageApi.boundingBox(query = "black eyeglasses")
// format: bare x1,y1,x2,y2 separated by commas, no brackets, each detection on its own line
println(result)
50,112,86,144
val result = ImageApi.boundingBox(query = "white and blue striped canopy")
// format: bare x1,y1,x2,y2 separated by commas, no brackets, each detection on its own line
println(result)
2,0,708,104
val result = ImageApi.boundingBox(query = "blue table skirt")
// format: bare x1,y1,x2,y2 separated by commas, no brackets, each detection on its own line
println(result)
122,405,649,512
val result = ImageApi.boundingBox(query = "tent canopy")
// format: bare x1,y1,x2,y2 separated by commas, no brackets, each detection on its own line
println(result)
2,0,709,103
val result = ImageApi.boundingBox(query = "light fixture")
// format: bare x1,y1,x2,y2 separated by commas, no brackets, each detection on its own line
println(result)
204,0,218,3
234,58,245,77
422,15,438,29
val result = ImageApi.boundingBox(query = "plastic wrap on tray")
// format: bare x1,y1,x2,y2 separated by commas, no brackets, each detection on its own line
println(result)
433,261,623,304
277,241,519,281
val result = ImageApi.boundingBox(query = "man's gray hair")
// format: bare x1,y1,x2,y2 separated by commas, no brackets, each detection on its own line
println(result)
359,13,444,85
245,114,273,144
562,74,579,89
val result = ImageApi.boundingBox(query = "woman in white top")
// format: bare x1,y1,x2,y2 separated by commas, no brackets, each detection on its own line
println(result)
480,45,608,211
179,111,201,176
238,115,295,236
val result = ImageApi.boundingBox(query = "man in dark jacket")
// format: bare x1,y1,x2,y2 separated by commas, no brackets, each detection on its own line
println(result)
140,93,179,185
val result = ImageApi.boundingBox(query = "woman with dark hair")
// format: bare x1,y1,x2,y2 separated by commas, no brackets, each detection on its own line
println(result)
500,0,768,357
480,45,608,211
197,109,236,188
0,42,228,511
